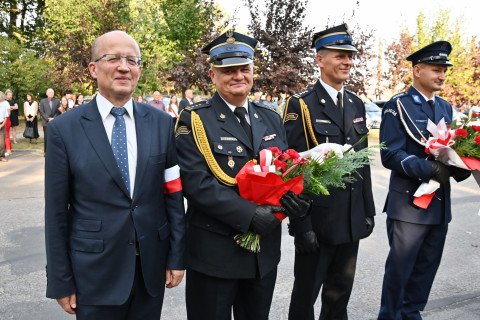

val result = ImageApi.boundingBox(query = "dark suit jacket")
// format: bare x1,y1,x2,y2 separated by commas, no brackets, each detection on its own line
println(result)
283,81,375,245
175,93,288,279
39,97,61,127
45,98,186,305
178,98,192,113
380,86,464,225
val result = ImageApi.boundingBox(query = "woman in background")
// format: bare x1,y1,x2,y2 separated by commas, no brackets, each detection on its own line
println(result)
59,96,69,113
75,94,85,107
24,93,40,144
165,95,179,118
135,94,144,103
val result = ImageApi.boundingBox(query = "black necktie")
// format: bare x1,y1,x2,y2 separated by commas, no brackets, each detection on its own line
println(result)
337,92,344,119
428,100,435,119
233,107,253,144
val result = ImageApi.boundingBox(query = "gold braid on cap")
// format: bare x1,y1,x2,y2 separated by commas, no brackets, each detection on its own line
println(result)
299,98,319,148
191,111,238,186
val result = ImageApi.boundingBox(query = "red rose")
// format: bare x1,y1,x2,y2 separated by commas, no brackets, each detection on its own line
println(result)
285,149,301,159
471,125,480,132
274,159,287,171
475,136,480,145
267,147,282,157
455,129,468,138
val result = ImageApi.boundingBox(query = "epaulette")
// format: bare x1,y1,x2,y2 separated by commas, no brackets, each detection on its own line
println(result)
392,92,407,100
344,89,363,103
292,87,314,99
185,100,210,111
254,102,278,113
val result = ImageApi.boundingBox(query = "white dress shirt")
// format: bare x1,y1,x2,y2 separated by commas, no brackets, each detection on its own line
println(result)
96,93,137,197
219,95,251,125
319,77,344,105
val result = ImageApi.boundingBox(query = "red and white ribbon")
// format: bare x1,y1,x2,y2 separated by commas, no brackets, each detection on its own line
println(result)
164,165,182,194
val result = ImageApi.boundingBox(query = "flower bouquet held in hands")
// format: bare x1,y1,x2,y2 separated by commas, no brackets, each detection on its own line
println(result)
234,136,379,252
413,118,480,209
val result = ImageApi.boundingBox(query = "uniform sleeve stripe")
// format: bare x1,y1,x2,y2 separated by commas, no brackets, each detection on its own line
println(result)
164,177,182,194
165,165,180,182
401,155,416,175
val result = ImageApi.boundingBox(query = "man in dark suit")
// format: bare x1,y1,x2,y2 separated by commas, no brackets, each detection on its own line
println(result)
175,30,310,320
178,89,193,112
44,30,186,320
283,24,375,320
377,41,470,320
39,88,60,153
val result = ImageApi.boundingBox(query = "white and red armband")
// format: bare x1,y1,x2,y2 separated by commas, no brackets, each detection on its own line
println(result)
164,165,182,194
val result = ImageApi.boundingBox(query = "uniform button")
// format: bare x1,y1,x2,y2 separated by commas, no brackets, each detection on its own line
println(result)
406,190,410,194
325,131,328,133
206,223,211,228
218,145,223,150
347,137,351,141
236,224,241,228
128,240,135,245
351,187,355,192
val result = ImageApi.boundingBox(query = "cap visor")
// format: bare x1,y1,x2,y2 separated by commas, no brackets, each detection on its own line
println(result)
211,57,253,67
423,60,453,67
322,44,358,52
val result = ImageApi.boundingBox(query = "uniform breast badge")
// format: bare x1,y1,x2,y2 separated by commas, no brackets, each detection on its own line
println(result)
262,134,276,141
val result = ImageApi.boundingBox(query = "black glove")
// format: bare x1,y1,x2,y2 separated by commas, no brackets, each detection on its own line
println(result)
250,205,283,236
449,166,471,181
430,161,450,184
365,216,375,236
294,230,319,254
279,191,312,220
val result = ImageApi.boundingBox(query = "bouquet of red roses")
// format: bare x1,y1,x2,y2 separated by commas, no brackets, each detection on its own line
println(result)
234,137,377,252
413,119,480,209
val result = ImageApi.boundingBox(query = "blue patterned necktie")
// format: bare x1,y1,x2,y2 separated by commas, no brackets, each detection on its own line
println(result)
110,107,130,194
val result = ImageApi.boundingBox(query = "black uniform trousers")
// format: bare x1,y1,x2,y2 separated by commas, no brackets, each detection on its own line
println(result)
186,267,277,320
289,241,359,320
378,218,448,320
75,256,165,320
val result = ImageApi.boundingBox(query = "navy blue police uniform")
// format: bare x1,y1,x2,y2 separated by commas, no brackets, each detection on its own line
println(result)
378,41,470,320
283,24,376,320
175,31,290,320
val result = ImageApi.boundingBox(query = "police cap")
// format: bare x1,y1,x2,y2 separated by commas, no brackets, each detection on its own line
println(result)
406,41,453,67
311,23,357,52
201,30,257,67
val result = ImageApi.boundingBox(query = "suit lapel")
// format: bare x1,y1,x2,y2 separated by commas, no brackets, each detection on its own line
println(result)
343,92,355,135
314,82,344,131
212,93,253,150
132,102,151,200
248,102,268,154
80,98,130,198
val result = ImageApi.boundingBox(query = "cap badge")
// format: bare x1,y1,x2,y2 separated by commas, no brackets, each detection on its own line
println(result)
226,30,235,44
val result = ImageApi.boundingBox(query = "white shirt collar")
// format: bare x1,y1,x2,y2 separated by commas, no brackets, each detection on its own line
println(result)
96,93,134,122
412,86,435,103
218,94,249,115
319,78,344,104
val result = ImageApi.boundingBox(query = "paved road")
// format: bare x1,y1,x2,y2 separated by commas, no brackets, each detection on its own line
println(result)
0,146,479,319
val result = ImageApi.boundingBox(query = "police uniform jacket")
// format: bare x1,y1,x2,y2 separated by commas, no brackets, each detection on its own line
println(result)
175,92,288,279
380,86,456,225
283,80,375,245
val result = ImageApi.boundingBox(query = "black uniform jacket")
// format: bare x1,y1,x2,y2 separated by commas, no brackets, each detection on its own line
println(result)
283,81,375,245
175,92,288,279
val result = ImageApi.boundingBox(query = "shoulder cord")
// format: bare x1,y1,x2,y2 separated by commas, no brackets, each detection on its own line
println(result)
191,111,238,186
397,99,427,147
299,98,319,149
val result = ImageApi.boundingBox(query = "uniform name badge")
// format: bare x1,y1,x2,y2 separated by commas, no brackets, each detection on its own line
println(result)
228,156,235,169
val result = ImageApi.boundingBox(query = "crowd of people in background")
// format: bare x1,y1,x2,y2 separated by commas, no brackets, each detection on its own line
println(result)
0,85,288,164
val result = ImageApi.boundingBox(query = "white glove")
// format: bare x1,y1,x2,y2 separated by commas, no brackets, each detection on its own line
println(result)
299,143,345,159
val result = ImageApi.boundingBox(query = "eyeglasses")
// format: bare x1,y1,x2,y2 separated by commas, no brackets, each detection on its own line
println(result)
94,54,143,67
